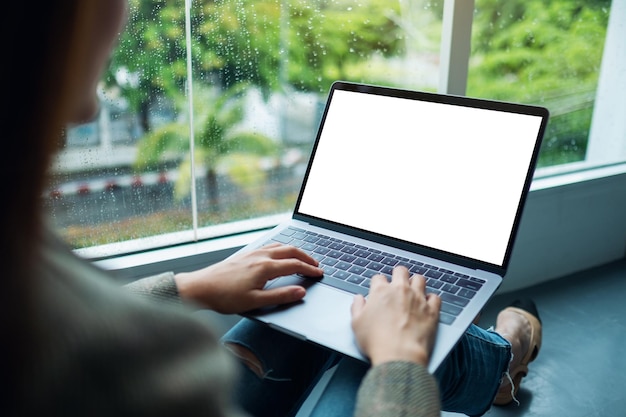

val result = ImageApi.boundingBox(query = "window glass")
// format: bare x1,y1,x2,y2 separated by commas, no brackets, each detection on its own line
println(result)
46,0,443,249
468,0,612,168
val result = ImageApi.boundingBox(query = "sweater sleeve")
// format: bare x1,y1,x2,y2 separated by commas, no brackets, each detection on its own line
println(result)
124,272,182,306
355,361,440,417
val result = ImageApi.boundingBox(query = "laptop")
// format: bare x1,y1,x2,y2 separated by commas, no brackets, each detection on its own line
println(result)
233,81,549,373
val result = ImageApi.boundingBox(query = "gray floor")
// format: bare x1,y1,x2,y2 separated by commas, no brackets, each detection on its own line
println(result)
469,256,626,417
210,257,626,416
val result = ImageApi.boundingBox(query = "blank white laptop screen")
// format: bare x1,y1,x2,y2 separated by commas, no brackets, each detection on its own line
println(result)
297,89,544,267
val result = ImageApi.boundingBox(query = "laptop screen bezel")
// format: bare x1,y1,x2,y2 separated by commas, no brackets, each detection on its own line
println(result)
293,81,550,275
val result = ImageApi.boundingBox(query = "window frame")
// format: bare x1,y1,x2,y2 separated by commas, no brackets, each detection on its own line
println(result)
85,0,626,294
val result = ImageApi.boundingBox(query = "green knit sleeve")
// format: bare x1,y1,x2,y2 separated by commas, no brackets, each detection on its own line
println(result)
355,361,440,417
124,272,182,306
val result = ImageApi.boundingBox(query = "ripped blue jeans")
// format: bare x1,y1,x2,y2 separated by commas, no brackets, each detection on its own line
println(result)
222,319,511,417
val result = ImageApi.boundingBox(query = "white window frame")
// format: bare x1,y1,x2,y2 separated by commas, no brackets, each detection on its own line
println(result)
87,0,626,295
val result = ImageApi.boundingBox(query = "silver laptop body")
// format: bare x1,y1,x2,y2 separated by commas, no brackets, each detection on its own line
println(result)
234,81,549,373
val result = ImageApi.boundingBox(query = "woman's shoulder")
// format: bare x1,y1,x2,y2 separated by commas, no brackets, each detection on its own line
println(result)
26,225,239,416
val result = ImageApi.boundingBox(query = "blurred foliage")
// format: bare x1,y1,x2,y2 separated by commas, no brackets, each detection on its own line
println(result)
469,0,611,166
108,0,404,133
471,0,609,101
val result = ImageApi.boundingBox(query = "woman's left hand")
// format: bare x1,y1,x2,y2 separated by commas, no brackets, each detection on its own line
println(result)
174,243,322,314
351,266,440,367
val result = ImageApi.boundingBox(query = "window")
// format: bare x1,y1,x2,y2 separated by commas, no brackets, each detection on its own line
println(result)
48,0,626,291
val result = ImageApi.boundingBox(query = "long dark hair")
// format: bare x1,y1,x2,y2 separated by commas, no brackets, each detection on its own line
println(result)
1,2,91,413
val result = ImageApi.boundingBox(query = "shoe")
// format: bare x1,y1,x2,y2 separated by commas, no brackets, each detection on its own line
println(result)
493,298,542,406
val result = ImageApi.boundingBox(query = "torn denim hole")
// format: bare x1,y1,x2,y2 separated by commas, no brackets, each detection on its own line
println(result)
224,342,292,382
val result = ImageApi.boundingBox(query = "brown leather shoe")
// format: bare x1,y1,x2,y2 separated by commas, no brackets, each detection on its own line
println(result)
493,299,542,406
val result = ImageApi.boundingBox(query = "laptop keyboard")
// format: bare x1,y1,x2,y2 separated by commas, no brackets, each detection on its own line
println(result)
267,227,485,325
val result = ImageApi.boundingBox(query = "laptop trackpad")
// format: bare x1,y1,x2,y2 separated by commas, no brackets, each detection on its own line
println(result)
246,276,366,361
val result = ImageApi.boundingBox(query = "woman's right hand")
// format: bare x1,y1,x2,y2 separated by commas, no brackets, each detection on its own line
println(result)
350,266,441,367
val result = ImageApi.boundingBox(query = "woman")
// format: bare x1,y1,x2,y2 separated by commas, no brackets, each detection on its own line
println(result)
2,2,541,416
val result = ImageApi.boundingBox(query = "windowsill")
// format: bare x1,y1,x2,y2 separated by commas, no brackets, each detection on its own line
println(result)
88,212,290,280
533,160,626,190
